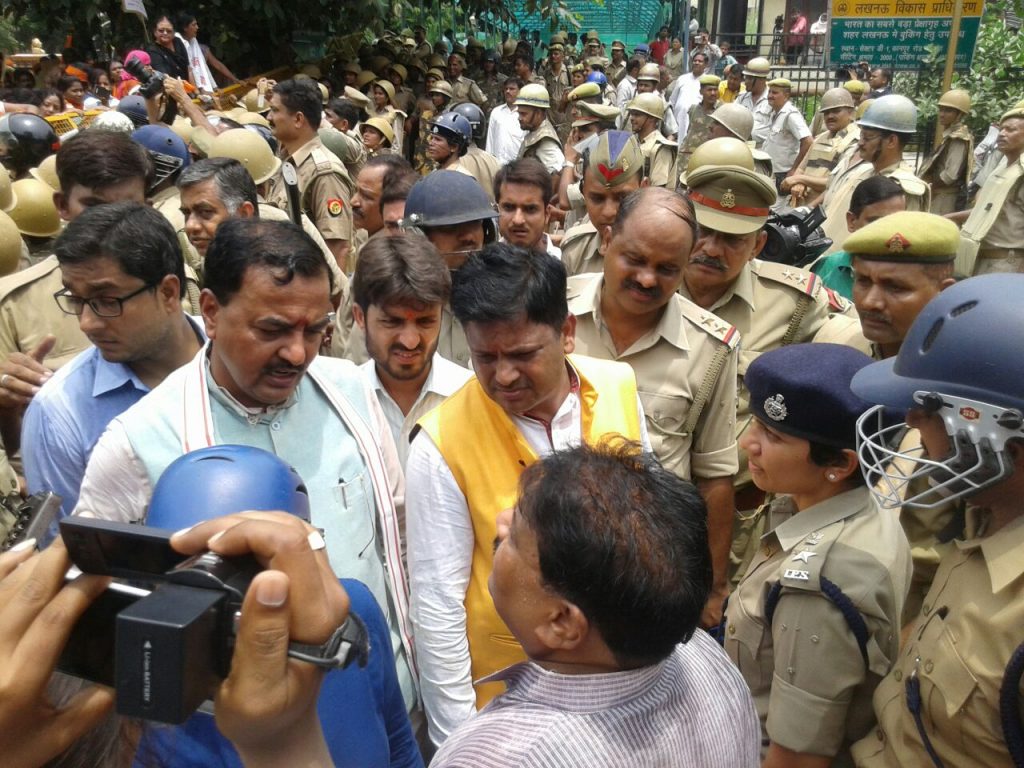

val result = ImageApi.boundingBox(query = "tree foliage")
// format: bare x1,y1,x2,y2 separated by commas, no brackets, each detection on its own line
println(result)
2,0,582,74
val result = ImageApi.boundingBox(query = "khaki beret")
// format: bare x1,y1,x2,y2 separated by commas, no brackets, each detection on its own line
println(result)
699,74,722,86
844,211,959,263
767,77,792,89
843,79,868,95
574,100,621,125
567,82,602,102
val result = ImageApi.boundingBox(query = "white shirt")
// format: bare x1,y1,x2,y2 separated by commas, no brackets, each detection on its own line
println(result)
177,33,216,92
486,104,527,165
615,75,637,110
499,234,562,260
406,372,650,745
737,90,772,147
762,101,812,173
360,353,472,468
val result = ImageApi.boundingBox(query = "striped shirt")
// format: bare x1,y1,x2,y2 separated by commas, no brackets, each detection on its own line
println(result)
431,630,761,767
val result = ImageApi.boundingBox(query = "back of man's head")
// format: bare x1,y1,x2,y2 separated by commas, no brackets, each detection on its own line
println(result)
204,218,332,304
272,79,322,132
56,130,153,195
353,233,450,314
451,242,566,331
55,201,185,298
518,440,711,666
177,157,259,213
849,175,904,218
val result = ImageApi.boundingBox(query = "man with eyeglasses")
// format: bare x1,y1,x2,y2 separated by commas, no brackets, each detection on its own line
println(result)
0,130,154,503
21,201,205,534
818,95,930,256
73,216,416,709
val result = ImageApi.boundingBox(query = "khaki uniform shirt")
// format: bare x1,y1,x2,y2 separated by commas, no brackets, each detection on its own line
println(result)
725,488,911,761
459,145,501,203
795,123,860,183
0,256,87,370
560,220,603,277
451,75,487,107
319,127,367,180
478,73,507,114
517,120,564,174
567,273,739,480
541,64,571,139
678,259,862,486
269,136,355,244
438,306,471,368
919,124,973,216
608,59,627,86
851,510,1024,767
822,160,930,255
638,130,678,189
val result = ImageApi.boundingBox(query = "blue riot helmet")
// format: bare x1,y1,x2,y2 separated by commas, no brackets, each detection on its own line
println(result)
402,170,498,250
146,445,310,528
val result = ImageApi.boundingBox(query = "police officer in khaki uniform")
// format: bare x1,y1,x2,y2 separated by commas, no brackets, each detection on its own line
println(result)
607,41,628,86
561,131,647,277
540,42,571,142
953,104,1024,276
514,84,565,175
844,212,960,623
918,89,973,216
819,95,930,256
569,185,740,626
447,54,487,108
724,343,911,765
782,87,860,206
677,139,864,584
849,273,1024,767
627,93,678,189
6,178,61,264
267,79,355,273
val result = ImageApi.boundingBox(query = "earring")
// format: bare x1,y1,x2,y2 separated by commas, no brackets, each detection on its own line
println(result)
827,473,837,481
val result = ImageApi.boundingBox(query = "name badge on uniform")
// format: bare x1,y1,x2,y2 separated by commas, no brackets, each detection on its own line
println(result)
784,568,810,581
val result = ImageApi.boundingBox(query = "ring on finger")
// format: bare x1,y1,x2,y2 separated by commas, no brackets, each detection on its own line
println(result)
0,374,9,388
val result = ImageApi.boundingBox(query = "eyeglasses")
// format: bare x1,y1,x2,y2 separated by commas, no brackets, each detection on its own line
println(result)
53,284,156,318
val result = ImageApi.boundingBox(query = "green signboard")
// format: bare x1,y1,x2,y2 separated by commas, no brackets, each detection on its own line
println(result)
829,0,985,70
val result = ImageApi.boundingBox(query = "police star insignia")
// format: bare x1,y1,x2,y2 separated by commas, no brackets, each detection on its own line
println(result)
764,393,787,422
720,189,736,208
792,550,818,563
886,232,910,253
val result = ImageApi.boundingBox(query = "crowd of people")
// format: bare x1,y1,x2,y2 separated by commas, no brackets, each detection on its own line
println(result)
0,14,1023,768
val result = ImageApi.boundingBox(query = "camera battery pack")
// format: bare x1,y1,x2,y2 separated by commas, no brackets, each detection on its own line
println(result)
116,583,226,723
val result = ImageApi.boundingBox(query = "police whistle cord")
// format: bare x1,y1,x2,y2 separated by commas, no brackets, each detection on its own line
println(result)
906,671,946,768
1000,641,1024,768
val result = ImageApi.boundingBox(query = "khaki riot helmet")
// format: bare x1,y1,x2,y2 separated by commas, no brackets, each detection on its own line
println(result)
29,153,59,191
0,210,22,276
429,80,454,100
680,136,755,185
819,87,855,112
356,70,377,89
637,63,661,82
373,79,396,105
8,178,61,238
859,94,918,134
0,166,17,213
208,128,283,185
515,84,551,109
502,39,518,56
627,93,665,121
937,88,971,115
362,117,396,145
710,102,754,141
742,56,771,77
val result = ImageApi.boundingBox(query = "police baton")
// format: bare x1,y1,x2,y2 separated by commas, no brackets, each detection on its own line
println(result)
281,160,303,227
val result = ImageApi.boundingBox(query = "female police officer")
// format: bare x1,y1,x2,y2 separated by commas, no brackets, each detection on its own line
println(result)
723,343,911,767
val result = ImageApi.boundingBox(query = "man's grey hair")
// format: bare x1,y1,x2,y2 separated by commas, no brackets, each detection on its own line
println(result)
177,157,258,213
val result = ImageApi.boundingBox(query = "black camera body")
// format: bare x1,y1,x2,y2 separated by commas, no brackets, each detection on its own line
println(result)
123,56,166,100
58,517,261,724
759,205,833,269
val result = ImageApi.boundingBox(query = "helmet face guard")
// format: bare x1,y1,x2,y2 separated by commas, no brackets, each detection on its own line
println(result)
149,151,184,193
857,392,1023,510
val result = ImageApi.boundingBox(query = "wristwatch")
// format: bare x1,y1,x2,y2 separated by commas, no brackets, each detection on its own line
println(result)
287,612,370,669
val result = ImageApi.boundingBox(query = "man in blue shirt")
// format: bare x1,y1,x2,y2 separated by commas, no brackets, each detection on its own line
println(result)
22,201,204,533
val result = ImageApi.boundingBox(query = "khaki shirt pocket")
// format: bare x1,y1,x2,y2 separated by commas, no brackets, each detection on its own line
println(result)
639,390,693,478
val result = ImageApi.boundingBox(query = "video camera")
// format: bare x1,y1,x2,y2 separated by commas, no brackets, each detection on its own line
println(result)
758,205,833,269
57,516,261,724
123,56,166,100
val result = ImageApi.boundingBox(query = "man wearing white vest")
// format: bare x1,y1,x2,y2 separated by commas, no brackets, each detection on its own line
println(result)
73,217,416,709
405,242,649,746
